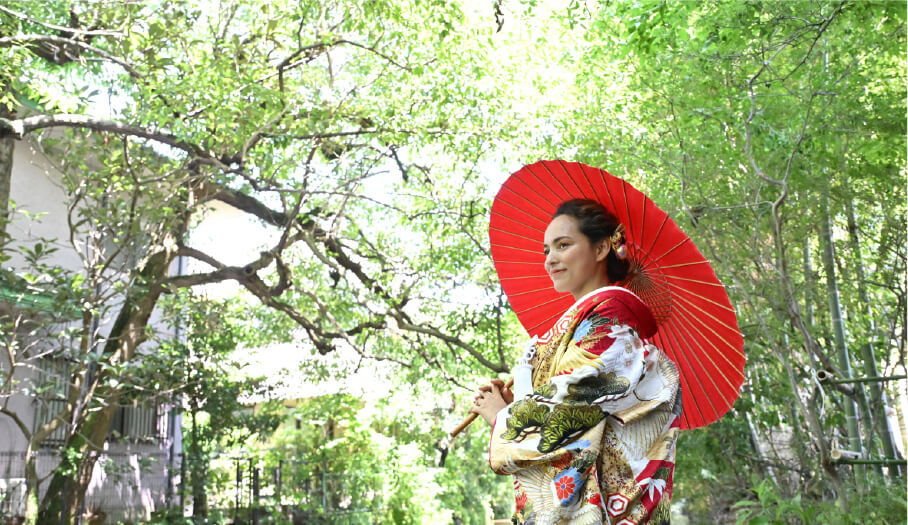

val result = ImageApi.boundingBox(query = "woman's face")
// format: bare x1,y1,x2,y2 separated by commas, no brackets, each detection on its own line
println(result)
543,215,609,299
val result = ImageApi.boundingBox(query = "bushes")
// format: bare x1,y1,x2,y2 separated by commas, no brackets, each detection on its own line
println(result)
733,476,907,524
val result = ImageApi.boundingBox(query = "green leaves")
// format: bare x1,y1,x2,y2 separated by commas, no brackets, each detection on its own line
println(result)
1,1,903,520
732,475,908,524
530,0,907,520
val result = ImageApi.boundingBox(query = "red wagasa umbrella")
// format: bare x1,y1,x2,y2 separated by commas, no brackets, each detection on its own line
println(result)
489,160,745,429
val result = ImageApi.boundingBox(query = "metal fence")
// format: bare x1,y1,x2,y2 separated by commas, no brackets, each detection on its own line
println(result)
0,450,178,524
32,400,171,449
201,453,379,524
1,450,378,524
0,451,61,518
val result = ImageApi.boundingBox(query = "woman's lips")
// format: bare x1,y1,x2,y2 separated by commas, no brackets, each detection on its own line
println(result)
550,269,566,277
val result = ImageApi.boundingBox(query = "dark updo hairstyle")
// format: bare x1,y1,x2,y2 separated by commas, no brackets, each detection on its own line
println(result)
553,199,630,283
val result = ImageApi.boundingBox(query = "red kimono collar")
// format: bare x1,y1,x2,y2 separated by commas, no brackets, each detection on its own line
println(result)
571,286,658,339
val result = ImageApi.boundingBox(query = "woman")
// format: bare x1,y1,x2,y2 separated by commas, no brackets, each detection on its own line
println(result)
471,199,682,525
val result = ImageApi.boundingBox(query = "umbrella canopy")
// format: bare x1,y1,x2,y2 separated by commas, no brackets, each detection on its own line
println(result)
489,160,745,429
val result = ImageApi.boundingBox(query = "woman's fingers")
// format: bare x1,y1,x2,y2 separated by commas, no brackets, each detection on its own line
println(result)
472,379,512,416
483,384,503,402
473,386,501,405
488,377,514,404
471,385,508,426
501,388,514,404
479,378,507,390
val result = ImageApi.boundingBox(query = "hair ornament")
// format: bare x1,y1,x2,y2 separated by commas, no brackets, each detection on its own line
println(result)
610,223,627,260
615,244,628,260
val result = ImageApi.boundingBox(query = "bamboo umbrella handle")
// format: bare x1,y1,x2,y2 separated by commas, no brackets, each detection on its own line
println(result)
449,378,514,439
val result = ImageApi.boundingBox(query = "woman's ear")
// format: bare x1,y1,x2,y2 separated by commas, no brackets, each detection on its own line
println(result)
595,241,610,262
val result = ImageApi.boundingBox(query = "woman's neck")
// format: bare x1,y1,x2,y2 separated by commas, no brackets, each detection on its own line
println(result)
572,275,612,300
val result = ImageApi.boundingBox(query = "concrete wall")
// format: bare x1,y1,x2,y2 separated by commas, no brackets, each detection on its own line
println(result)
2,138,81,454
5,138,85,273
1,138,183,519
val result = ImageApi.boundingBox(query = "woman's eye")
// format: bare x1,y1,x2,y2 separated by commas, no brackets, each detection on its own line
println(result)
559,242,568,249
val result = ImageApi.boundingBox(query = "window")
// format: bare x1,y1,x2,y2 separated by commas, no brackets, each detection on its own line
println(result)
32,359,172,447
31,358,71,448
108,402,170,444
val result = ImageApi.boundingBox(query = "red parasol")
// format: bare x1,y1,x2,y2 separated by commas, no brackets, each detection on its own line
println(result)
489,160,745,429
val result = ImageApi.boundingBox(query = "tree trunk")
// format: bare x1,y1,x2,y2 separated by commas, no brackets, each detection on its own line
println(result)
723,264,824,483
803,238,819,369
845,197,903,476
23,448,40,525
39,252,173,523
853,379,882,477
779,334,813,481
0,103,13,240
745,368,779,485
805,385,843,491
190,402,209,518
819,194,864,477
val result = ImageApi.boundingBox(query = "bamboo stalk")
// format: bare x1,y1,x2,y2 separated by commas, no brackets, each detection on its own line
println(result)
833,459,908,467
820,374,907,385
820,193,864,478
846,197,903,477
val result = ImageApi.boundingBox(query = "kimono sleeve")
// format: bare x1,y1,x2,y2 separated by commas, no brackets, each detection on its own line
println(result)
488,298,654,474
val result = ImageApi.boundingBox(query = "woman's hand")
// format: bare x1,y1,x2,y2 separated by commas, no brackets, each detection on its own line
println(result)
485,378,514,404
469,379,513,426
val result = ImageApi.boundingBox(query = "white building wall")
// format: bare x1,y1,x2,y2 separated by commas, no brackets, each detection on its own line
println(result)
2,138,82,454
1,138,184,520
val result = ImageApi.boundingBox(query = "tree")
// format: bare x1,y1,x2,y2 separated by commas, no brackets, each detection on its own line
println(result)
2,1,903,522
147,294,282,520
540,0,905,517
0,226,86,524
257,391,512,524
0,1,527,521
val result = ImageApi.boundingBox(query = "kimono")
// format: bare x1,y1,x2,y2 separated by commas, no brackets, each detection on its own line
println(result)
489,286,682,525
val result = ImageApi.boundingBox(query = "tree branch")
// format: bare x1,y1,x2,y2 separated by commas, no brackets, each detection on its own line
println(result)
199,180,311,228
298,288,412,368
333,39,413,71
0,114,212,159
0,406,31,440
0,34,140,77
391,313,507,373
0,5,123,37
175,245,225,270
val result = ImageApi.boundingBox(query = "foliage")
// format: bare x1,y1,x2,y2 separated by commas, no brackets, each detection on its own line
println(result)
733,475,907,525
524,0,905,520
0,0,530,520
194,392,512,524
155,293,283,519
672,419,753,522
543,0,903,484
0,0,904,523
